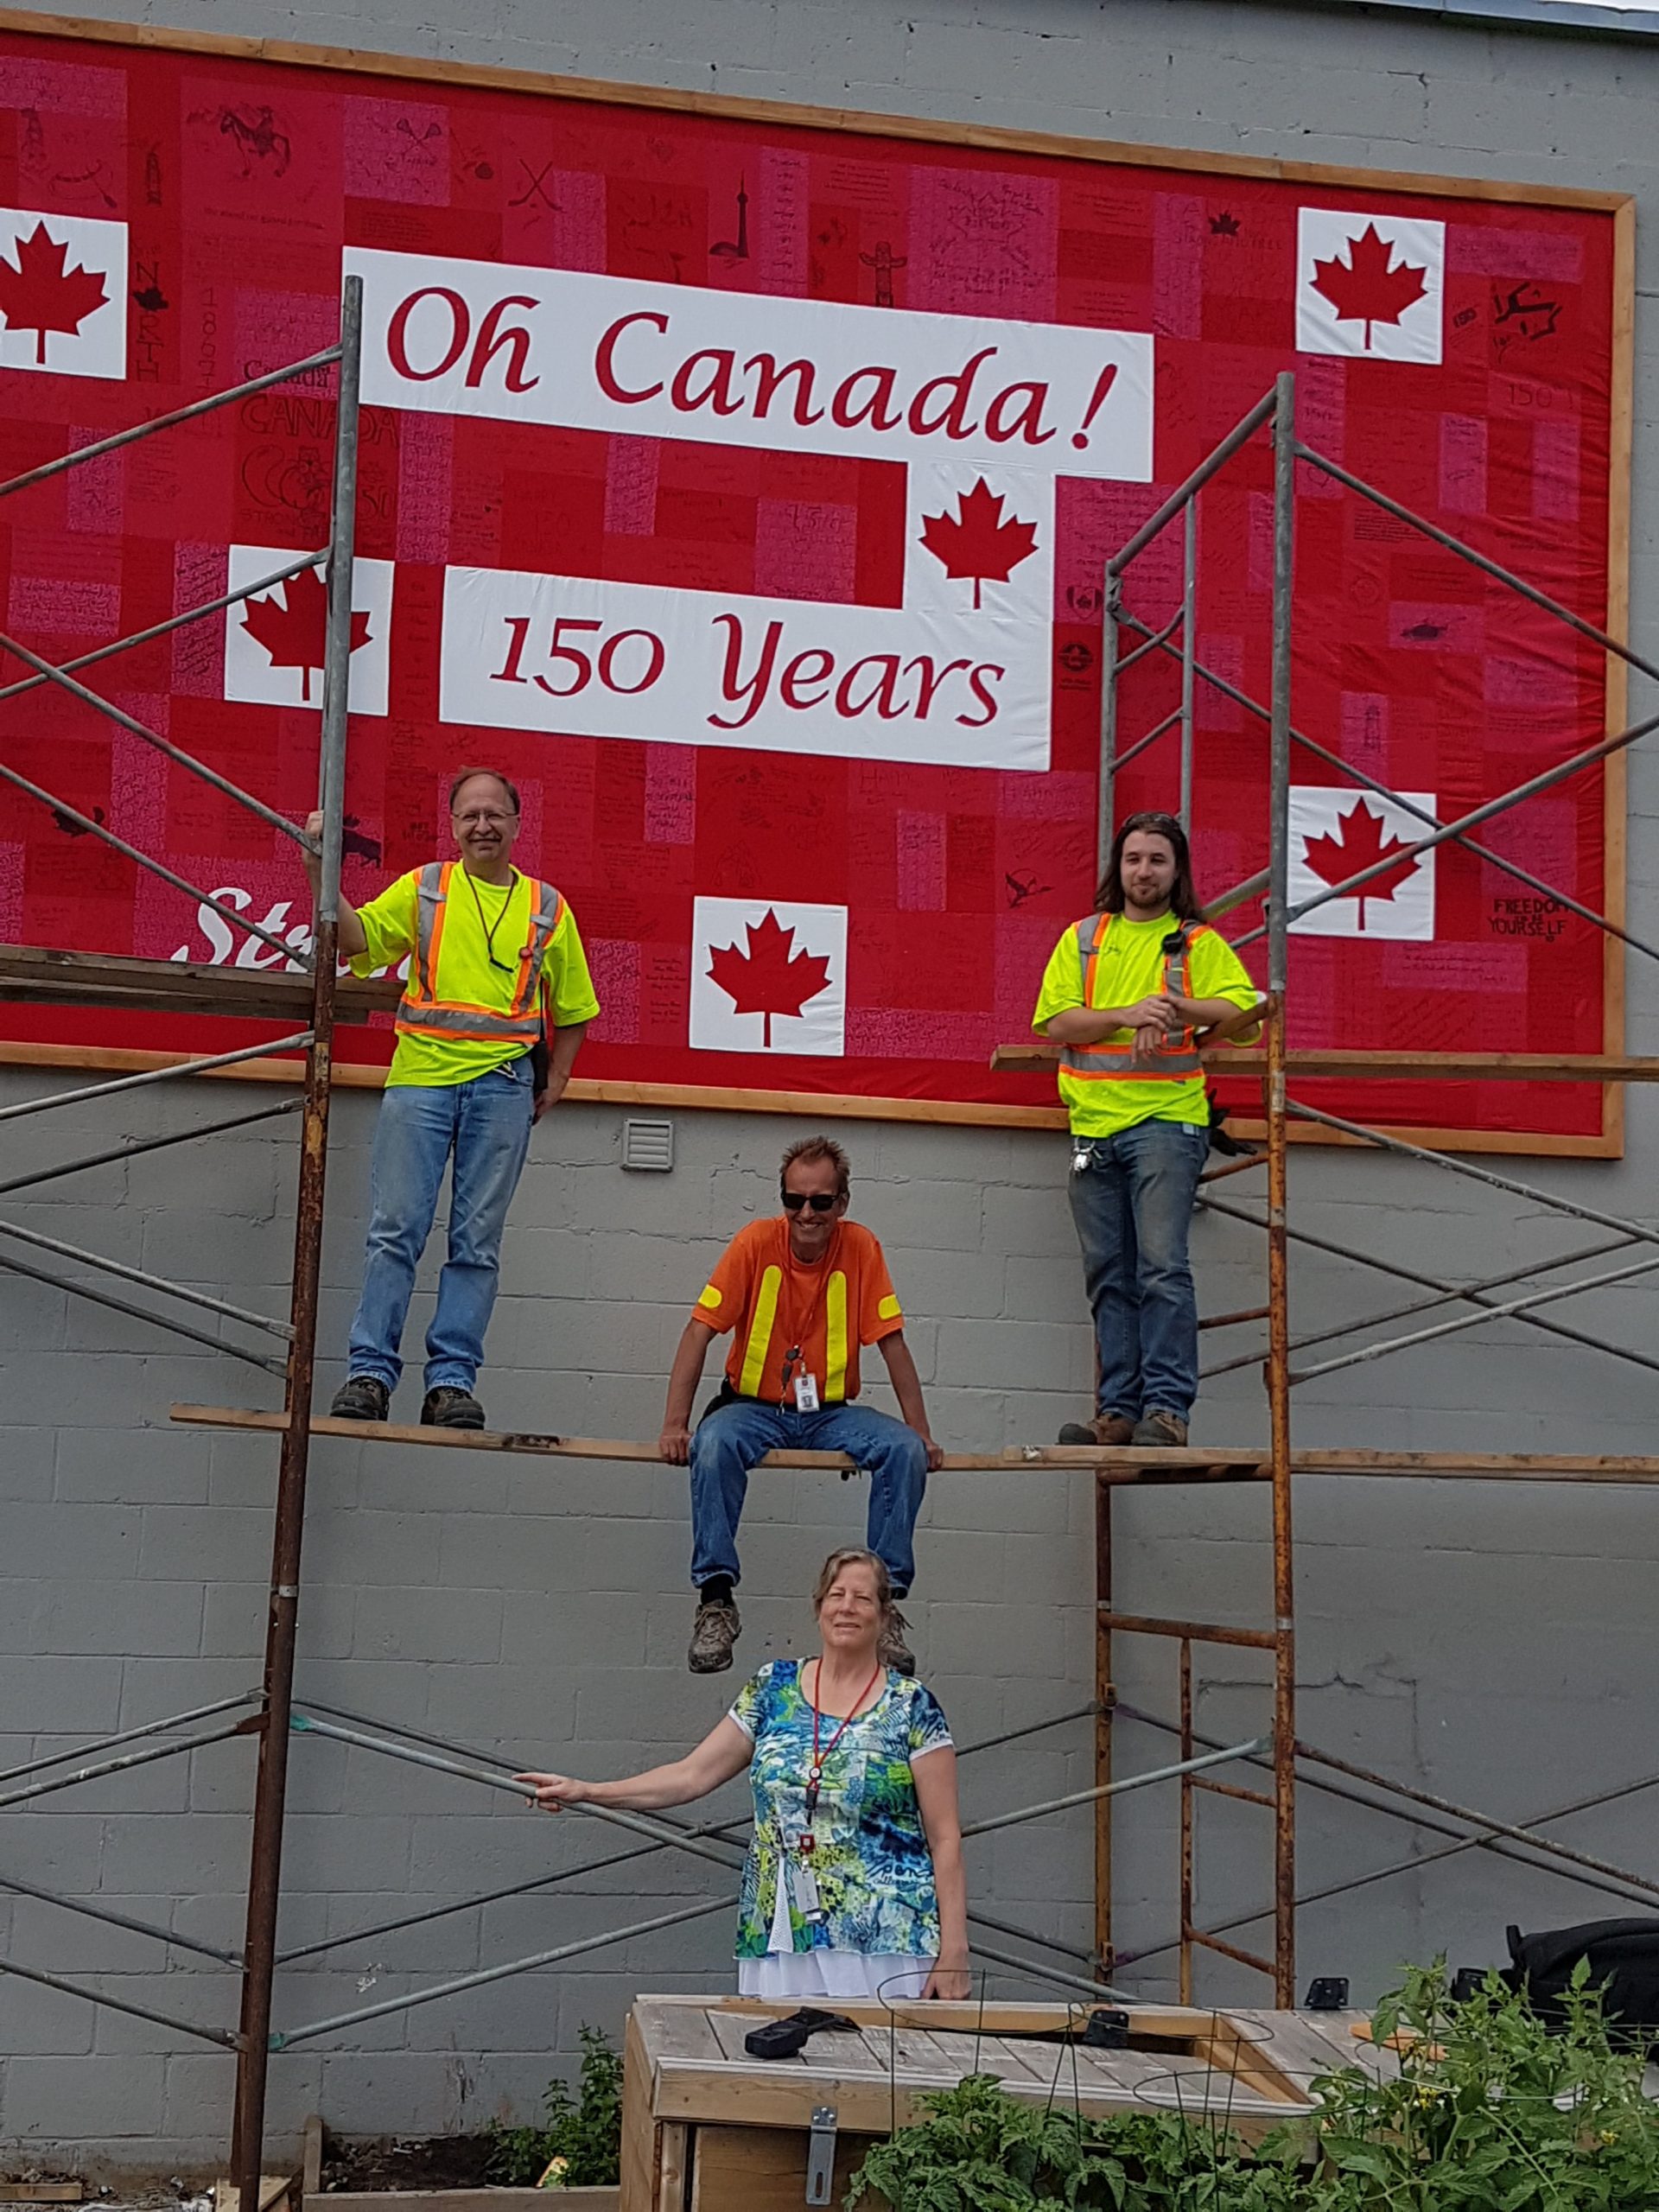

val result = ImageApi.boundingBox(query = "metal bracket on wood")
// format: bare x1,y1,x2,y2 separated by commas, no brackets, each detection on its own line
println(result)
805,2107,838,2207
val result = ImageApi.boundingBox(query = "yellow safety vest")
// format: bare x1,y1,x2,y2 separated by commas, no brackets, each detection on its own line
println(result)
1058,911,1203,1082
395,861,566,1047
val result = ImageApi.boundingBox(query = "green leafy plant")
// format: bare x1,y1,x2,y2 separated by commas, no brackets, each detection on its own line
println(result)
486,2024,624,2189
847,1961,1659,2210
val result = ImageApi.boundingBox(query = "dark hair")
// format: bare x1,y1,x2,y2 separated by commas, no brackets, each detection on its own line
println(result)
780,1134,851,1200
448,767,522,816
1094,810,1202,921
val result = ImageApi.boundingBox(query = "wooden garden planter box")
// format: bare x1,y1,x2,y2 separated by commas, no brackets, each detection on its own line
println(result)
620,1996,1383,2211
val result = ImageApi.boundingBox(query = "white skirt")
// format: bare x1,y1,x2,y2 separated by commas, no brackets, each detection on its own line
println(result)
737,1951,932,2002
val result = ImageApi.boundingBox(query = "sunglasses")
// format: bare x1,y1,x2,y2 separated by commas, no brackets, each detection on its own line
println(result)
781,1190,838,1214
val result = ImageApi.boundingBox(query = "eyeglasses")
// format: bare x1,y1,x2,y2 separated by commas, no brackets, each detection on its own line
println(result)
782,1191,838,1214
452,808,518,829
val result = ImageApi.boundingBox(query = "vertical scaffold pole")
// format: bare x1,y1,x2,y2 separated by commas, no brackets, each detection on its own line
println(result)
1179,500,1197,830
1097,571,1121,882
1093,1474,1114,1979
232,274,363,2212
1266,369,1297,2007
1177,1636,1194,2004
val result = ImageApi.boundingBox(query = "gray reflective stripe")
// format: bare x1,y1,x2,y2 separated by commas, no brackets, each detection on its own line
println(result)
413,860,447,997
1060,1045,1202,1075
1074,914,1097,995
517,882,562,1000
396,1001,543,1041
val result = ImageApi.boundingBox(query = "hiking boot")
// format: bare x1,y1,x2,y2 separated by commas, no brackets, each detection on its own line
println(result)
1131,1409,1188,1449
879,1607,916,1677
1057,1414,1136,1447
422,1385,486,1430
330,1375,389,1421
688,1598,741,1675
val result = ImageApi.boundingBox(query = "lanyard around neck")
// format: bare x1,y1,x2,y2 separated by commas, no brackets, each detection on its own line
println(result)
779,1222,841,1391
462,866,520,971
804,1657,882,1820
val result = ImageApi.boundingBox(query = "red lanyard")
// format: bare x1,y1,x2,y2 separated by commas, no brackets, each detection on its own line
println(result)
804,1658,882,1822
779,1224,841,1395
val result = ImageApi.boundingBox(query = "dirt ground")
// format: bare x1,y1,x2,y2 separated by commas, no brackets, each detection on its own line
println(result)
316,2137,498,2193
4,2133,499,2203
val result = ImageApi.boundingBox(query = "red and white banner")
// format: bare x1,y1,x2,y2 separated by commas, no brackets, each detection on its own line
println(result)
0,25,1625,1147
346,248,1154,479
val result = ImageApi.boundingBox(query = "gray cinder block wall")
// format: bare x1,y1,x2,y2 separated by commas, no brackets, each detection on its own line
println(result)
7,0,1659,2168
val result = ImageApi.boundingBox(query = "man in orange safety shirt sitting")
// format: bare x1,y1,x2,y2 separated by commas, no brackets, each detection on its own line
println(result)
658,1135,944,1677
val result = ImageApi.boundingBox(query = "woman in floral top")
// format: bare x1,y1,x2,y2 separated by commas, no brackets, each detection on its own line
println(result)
518,1548,969,2001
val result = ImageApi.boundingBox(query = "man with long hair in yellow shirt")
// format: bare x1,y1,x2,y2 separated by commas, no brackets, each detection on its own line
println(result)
1033,811,1258,1451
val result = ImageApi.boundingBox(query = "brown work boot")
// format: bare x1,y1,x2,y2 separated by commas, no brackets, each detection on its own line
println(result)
1131,1409,1188,1448
688,1597,741,1675
330,1375,390,1421
1057,1413,1136,1446
422,1385,486,1430
879,1607,915,1676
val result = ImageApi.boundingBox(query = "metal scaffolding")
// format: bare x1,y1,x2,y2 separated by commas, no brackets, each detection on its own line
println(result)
0,278,365,2212
1067,367,1658,2012
4,340,1659,2193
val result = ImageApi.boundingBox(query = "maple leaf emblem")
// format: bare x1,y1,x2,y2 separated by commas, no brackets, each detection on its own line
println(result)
706,908,832,1048
1308,222,1428,351
0,219,110,364
1301,800,1421,930
238,564,372,702
918,478,1039,611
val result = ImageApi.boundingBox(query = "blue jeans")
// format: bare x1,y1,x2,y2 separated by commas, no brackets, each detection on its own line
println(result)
346,1055,535,1395
690,1396,929,1592
1067,1117,1208,1423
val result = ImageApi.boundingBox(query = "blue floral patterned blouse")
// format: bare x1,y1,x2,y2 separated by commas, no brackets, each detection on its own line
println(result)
728,1661,954,1961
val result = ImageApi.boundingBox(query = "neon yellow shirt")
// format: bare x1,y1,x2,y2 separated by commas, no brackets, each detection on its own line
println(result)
351,866,601,1089
1032,911,1257,1138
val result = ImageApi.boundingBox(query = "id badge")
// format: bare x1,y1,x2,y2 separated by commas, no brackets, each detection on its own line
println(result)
788,1853,825,1923
793,1371,820,1413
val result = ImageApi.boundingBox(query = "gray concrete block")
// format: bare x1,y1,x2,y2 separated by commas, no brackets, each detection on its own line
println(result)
313,2050,480,2138
353,1583,505,1664
6,2053,160,2141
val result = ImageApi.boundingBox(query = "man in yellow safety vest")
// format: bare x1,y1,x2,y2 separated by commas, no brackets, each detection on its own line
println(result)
303,766,600,1430
1032,810,1258,1451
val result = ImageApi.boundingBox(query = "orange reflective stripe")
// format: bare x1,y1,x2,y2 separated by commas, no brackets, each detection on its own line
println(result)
1074,911,1110,1006
507,882,563,1019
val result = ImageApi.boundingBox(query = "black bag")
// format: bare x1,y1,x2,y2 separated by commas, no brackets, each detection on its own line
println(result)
1503,1916,1659,2029
743,2008,856,2061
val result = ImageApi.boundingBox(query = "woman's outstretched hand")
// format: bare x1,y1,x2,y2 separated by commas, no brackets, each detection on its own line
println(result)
923,1963,972,2000
516,1770,591,1811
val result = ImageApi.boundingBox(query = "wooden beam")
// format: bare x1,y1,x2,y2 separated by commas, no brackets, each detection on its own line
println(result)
0,946,400,1024
993,1044,1659,1084
167,1407,1659,1483
168,1402,1255,1476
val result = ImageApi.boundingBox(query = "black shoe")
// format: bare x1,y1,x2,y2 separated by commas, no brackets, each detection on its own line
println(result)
422,1386,486,1430
330,1375,389,1421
